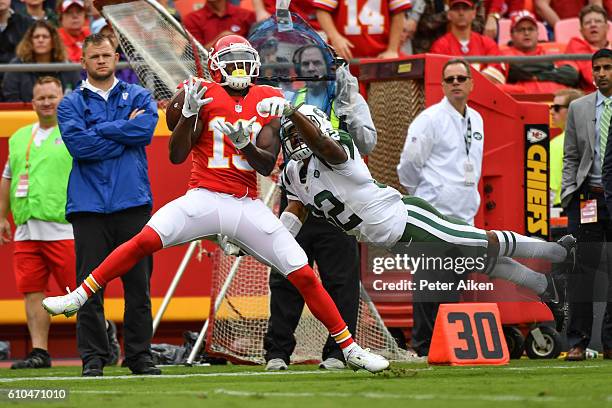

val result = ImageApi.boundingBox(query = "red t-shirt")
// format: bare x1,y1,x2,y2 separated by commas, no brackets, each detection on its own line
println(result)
564,36,609,93
263,0,321,30
312,0,412,58
183,3,255,47
430,32,507,84
188,82,283,198
550,0,587,20
58,27,90,63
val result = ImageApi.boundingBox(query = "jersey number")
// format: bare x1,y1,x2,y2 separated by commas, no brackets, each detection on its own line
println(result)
208,117,263,170
344,0,385,35
312,190,362,231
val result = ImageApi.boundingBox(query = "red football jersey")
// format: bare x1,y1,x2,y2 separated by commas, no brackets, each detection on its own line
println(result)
313,0,411,58
187,82,283,198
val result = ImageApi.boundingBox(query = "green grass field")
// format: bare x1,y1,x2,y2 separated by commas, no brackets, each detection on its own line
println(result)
1,360,611,408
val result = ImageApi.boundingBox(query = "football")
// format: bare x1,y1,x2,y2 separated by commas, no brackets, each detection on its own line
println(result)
165,88,185,131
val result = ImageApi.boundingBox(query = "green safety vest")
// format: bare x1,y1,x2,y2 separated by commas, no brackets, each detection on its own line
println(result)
549,132,564,206
293,88,341,130
8,124,72,225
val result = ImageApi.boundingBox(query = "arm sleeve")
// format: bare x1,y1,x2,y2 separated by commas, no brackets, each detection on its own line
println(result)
397,114,434,194
94,91,158,147
340,94,377,155
58,98,126,161
535,64,579,87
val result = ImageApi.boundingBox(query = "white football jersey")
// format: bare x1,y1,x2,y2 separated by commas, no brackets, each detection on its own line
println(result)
281,132,407,247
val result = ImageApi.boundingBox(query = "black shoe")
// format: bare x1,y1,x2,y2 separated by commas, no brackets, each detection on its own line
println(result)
10,348,51,369
541,273,569,332
553,234,576,275
129,360,162,375
106,320,120,366
82,359,104,377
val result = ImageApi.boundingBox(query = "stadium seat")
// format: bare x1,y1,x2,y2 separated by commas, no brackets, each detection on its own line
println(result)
498,19,548,46
554,17,612,44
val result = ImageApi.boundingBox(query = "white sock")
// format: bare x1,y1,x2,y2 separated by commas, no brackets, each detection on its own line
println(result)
72,286,88,307
489,257,548,294
342,342,358,358
493,230,566,262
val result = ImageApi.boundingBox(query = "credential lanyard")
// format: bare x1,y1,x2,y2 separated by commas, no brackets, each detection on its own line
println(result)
24,124,39,174
464,117,472,158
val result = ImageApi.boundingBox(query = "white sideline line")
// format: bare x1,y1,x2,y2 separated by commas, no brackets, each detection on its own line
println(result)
0,370,339,383
68,389,565,402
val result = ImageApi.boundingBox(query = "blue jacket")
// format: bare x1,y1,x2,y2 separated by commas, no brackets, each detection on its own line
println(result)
58,80,158,215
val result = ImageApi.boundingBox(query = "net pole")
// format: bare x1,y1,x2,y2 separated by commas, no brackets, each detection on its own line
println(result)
152,240,200,335
185,181,278,365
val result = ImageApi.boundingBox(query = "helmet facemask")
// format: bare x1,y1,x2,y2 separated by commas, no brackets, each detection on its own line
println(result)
210,44,261,90
281,121,313,161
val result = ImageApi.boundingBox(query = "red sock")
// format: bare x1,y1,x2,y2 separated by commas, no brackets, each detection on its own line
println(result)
287,265,353,347
80,226,162,295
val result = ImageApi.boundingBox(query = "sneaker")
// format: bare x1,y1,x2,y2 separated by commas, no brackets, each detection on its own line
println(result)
11,348,51,369
106,320,120,366
42,292,80,318
265,358,288,371
345,345,389,373
319,357,346,370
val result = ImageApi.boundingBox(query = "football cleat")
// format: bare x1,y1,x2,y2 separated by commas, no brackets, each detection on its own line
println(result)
42,291,80,318
553,234,576,275
265,358,288,371
345,345,389,373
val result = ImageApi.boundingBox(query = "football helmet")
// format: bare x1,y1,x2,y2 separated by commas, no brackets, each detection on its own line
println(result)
280,104,335,161
209,35,261,90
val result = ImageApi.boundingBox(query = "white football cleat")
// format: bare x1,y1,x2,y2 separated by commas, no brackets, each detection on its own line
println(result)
346,345,389,373
42,292,80,318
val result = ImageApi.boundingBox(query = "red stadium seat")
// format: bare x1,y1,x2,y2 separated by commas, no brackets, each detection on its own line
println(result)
554,17,612,44
498,18,548,46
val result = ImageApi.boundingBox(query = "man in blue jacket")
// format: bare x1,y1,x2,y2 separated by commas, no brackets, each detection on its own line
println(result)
57,33,160,377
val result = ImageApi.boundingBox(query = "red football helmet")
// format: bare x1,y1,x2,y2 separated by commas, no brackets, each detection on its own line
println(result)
209,35,261,90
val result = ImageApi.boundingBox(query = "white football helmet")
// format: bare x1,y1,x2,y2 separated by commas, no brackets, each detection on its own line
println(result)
280,104,335,161
209,35,261,90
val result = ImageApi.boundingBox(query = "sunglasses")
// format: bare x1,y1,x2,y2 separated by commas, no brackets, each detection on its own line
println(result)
443,75,471,84
550,104,568,113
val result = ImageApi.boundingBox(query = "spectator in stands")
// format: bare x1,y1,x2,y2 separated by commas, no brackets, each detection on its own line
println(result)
563,48,612,360
0,0,33,97
57,0,89,63
430,0,506,84
2,20,81,101
550,88,583,207
0,76,74,370
314,0,411,60
20,0,58,26
501,10,579,93
482,0,525,40
252,0,320,30
565,5,610,93
397,59,484,356
535,0,610,28
183,0,254,49
96,22,139,84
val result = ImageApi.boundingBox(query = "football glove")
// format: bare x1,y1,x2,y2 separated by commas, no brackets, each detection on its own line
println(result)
212,116,257,149
256,96,299,117
182,76,213,118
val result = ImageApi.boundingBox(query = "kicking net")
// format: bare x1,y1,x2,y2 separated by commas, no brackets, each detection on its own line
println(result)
95,0,209,100
205,172,415,364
